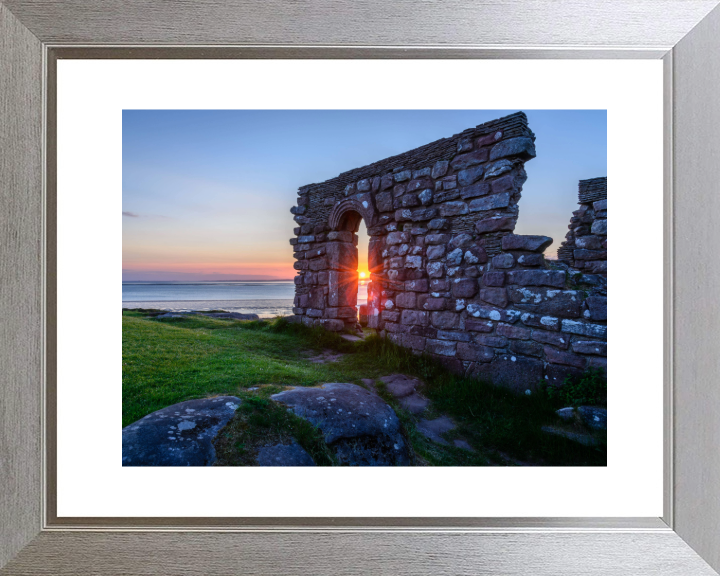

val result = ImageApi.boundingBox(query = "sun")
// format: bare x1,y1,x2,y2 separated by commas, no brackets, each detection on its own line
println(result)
359,271,367,279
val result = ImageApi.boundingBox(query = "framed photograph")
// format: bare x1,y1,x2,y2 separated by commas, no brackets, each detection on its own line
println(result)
2,1,720,574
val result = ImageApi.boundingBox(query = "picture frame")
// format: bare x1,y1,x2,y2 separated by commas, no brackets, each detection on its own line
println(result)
2,1,719,573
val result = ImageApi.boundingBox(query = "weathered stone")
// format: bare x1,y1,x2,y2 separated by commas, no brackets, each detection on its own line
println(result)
506,269,566,288
379,374,423,398
491,253,514,269
426,338,457,356
544,363,583,388
256,442,316,466
395,291,417,309
404,255,423,269
380,173,394,190
401,309,429,326
122,397,242,466
483,271,505,287
572,340,607,356
457,165,484,186
520,312,560,331
297,235,315,243
431,160,449,179
446,247,464,266
399,393,431,415
457,342,494,362
574,249,606,261
491,174,516,194
422,297,446,311
484,159,513,179
466,303,522,323
375,191,393,213
406,177,434,193
561,319,607,340
411,207,438,222
479,287,508,308
474,334,509,347
466,320,494,333
326,242,358,271
489,137,536,161
418,188,433,206
577,406,607,431
426,261,445,278
271,383,410,466
497,323,531,340
468,192,511,212
585,296,607,321
591,219,607,235
532,330,569,349
475,216,515,234
472,354,544,393
437,201,468,217
406,278,429,292
416,416,456,445
427,245,446,260
428,218,448,230
510,339,543,358
544,346,587,369
394,170,412,182
450,148,489,170
502,234,553,253
464,246,488,265
507,287,582,319
431,311,459,330
426,233,450,245
516,253,545,267
434,190,460,203
438,330,473,342
460,181,491,200
575,235,605,250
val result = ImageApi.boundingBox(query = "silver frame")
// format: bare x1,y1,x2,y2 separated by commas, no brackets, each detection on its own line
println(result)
2,1,720,573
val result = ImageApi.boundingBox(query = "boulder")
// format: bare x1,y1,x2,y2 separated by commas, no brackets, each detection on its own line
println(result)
256,442,316,466
270,383,410,465
577,406,607,431
122,396,242,466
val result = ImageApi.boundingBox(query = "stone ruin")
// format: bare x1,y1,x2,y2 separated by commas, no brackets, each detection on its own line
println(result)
288,112,607,392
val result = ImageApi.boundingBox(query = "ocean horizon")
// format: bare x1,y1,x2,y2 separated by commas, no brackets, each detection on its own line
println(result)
122,280,368,317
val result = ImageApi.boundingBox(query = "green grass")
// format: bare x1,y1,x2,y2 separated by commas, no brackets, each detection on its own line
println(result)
123,310,606,466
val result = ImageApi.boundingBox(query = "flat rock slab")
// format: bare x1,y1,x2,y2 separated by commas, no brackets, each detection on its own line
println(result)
340,334,363,342
200,312,260,320
398,392,430,415
379,374,423,398
122,396,242,466
256,442,315,466
308,350,346,364
271,383,410,466
416,416,456,446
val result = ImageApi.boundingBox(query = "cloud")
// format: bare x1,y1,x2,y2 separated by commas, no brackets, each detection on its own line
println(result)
123,211,139,217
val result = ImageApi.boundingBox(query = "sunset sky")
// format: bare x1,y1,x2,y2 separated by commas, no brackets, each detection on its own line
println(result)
123,110,606,281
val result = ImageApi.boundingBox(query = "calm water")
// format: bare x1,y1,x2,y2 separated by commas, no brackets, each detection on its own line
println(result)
122,281,368,318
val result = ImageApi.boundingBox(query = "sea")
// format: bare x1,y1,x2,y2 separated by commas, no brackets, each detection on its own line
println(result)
122,280,368,318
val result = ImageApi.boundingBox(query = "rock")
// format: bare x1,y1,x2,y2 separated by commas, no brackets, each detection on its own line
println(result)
475,216,515,234
468,192,511,212
256,442,316,466
379,374,422,398
591,219,607,235
201,312,260,321
556,407,576,422
399,393,431,415
471,354,544,393
457,165,484,186
489,137,536,161
431,160,449,179
122,396,242,466
450,149,489,170
577,406,607,431
416,416,456,445
561,319,607,340
585,296,607,321
572,341,607,356
484,159,513,179
506,269,566,288
270,383,410,465
453,439,474,452
541,425,599,447
501,234,553,253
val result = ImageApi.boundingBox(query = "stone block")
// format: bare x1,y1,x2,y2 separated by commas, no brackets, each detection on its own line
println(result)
483,271,505,287
385,321,410,334
375,191,393,213
401,309,429,326
506,269,566,288
452,278,478,298
460,181,491,199
466,320,494,333
427,245,446,260
585,296,607,321
475,334,509,347
464,246,488,265
418,189,433,206
476,130,504,147
457,165,484,186
426,339,457,357
438,330,472,342
406,279,429,292
497,323,531,340
572,341,607,356
544,346,587,369
380,173,394,190
426,233,450,245
438,201,469,217
450,148,489,170
575,235,605,250
593,199,607,211
457,138,473,152
428,218,448,230
405,255,423,269
491,253,514,270
479,287,508,307
489,137,536,161
520,312,560,331
426,262,444,278
545,364,583,388
401,194,421,208
468,192,511,213
475,216,515,234
356,178,372,192
587,356,607,371
484,159,513,179
423,297,446,311
406,177,434,193
430,279,450,291
326,242,358,271
328,270,358,308
431,311,459,330
466,303,522,323
507,287,582,319
411,207,438,222
393,184,407,198
574,249,606,261
434,190,460,203
561,319,607,340
327,231,353,242
491,174,516,194
531,330,569,349
510,339,543,358
387,231,411,245
308,257,328,271
591,219,607,235
394,170,412,182
502,234,553,253
395,291,417,309
457,343,495,362
516,253,545,267
382,310,400,322
306,309,323,318
297,235,315,243
472,354,544,393
432,160,449,179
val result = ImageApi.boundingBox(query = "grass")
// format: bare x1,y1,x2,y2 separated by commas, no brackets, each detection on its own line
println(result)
123,310,607,466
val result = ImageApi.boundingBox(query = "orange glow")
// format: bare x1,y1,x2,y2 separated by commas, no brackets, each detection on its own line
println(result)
359,271,367,279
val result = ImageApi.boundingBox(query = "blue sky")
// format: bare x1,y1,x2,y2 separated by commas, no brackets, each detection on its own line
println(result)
123,110,606,280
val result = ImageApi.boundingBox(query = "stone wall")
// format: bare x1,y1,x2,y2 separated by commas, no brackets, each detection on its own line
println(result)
556,177,607,275
288,112,607,392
